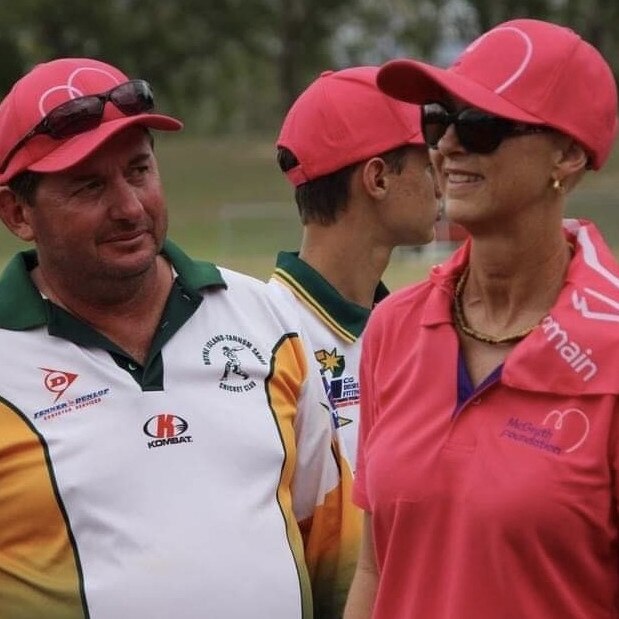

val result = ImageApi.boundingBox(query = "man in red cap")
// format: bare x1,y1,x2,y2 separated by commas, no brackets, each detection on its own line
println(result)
0,58,357,619
269,66,440,473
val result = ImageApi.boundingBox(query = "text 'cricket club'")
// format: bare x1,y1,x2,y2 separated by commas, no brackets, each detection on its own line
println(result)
143,414,193,449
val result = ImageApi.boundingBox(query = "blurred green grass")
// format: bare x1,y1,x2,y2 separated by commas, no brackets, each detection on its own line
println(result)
1,134,618,291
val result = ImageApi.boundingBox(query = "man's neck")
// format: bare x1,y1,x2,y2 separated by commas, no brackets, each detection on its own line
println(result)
299,224,391,309
32,255,174,364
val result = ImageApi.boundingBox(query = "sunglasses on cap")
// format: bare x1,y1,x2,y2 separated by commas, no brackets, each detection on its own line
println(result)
422,102,550,154
0,79,154,174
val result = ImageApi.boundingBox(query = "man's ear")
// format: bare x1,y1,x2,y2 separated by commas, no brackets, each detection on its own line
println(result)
0,186,35,241
360,157,390,200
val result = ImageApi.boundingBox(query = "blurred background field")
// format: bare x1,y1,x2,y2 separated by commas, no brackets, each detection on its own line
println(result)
1,134,617,291
0,1,618,290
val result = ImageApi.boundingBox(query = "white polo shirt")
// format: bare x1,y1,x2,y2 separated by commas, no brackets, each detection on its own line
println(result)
0,241,357,619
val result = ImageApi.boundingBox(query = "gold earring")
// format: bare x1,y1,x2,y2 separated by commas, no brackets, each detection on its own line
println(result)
552,178,565,193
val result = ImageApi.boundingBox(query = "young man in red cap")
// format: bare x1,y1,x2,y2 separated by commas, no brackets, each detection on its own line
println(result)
0,58,357,619
269,66,440,471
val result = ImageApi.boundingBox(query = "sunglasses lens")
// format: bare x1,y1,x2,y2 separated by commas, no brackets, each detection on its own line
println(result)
111,80,154,115
43,80,154,140
422,103,450,148
456,109,508,154
44,97,105,139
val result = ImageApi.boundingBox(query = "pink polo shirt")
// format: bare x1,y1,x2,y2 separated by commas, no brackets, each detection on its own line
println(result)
354,219,619,619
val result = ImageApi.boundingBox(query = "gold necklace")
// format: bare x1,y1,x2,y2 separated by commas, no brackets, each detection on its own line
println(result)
452,267,538,345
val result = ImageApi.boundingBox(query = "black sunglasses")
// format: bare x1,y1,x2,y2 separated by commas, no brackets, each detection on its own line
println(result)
422,102,550,154
0,79,155,174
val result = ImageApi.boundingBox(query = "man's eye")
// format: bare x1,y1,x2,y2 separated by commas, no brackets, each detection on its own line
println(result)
72,180,101,196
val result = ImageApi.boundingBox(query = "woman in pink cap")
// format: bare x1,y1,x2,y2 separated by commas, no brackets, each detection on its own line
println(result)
345,18,619,619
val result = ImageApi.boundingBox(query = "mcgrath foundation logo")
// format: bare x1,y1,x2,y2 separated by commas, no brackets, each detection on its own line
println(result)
144,414,193,449
40,367,78,402
542,408,590,454
500,408,590,455
202,334,268,393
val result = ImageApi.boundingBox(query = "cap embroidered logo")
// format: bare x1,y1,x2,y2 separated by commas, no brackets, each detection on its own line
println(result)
37,66,121,117
464,26,533,94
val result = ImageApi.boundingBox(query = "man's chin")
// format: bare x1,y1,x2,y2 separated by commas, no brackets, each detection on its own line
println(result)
97,250,158,281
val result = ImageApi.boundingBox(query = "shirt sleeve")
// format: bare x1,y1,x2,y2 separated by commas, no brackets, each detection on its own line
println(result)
290,332,361,618
353,313,380,512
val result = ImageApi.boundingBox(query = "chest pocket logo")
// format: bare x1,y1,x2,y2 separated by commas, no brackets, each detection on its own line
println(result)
40,367,78,402
542,408,590,453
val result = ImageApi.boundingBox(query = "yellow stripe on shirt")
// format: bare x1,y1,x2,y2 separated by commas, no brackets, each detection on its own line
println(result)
266,334,313,619
0,399,86,619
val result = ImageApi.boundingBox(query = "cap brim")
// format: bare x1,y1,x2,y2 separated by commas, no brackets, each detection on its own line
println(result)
27,113,182,174
377,59,545,124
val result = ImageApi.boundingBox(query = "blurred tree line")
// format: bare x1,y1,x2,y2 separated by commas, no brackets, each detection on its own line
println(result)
0,0,617,134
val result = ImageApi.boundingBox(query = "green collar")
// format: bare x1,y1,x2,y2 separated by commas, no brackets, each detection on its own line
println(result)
0,239,226,331
272,251,389,342
0,250,44,329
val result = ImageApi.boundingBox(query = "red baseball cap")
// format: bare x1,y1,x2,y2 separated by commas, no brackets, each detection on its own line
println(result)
277,66,424,186
0,57,182,183
377,19,618,170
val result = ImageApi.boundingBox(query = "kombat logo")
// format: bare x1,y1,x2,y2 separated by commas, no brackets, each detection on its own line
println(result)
202,334,268,393
144,414,193,449
315,348,359,417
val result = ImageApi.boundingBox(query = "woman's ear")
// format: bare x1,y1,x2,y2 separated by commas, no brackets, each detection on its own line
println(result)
0,187,35,241
553,137,588,176
550,137,589,193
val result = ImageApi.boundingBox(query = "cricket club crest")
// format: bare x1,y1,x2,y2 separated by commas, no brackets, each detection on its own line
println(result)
202,334,268,393
314,348,358,425
220,346,250,381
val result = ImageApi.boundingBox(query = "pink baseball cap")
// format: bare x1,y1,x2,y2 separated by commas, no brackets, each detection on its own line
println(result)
277,66,424,186
0,57,183,183
377,19,618,170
